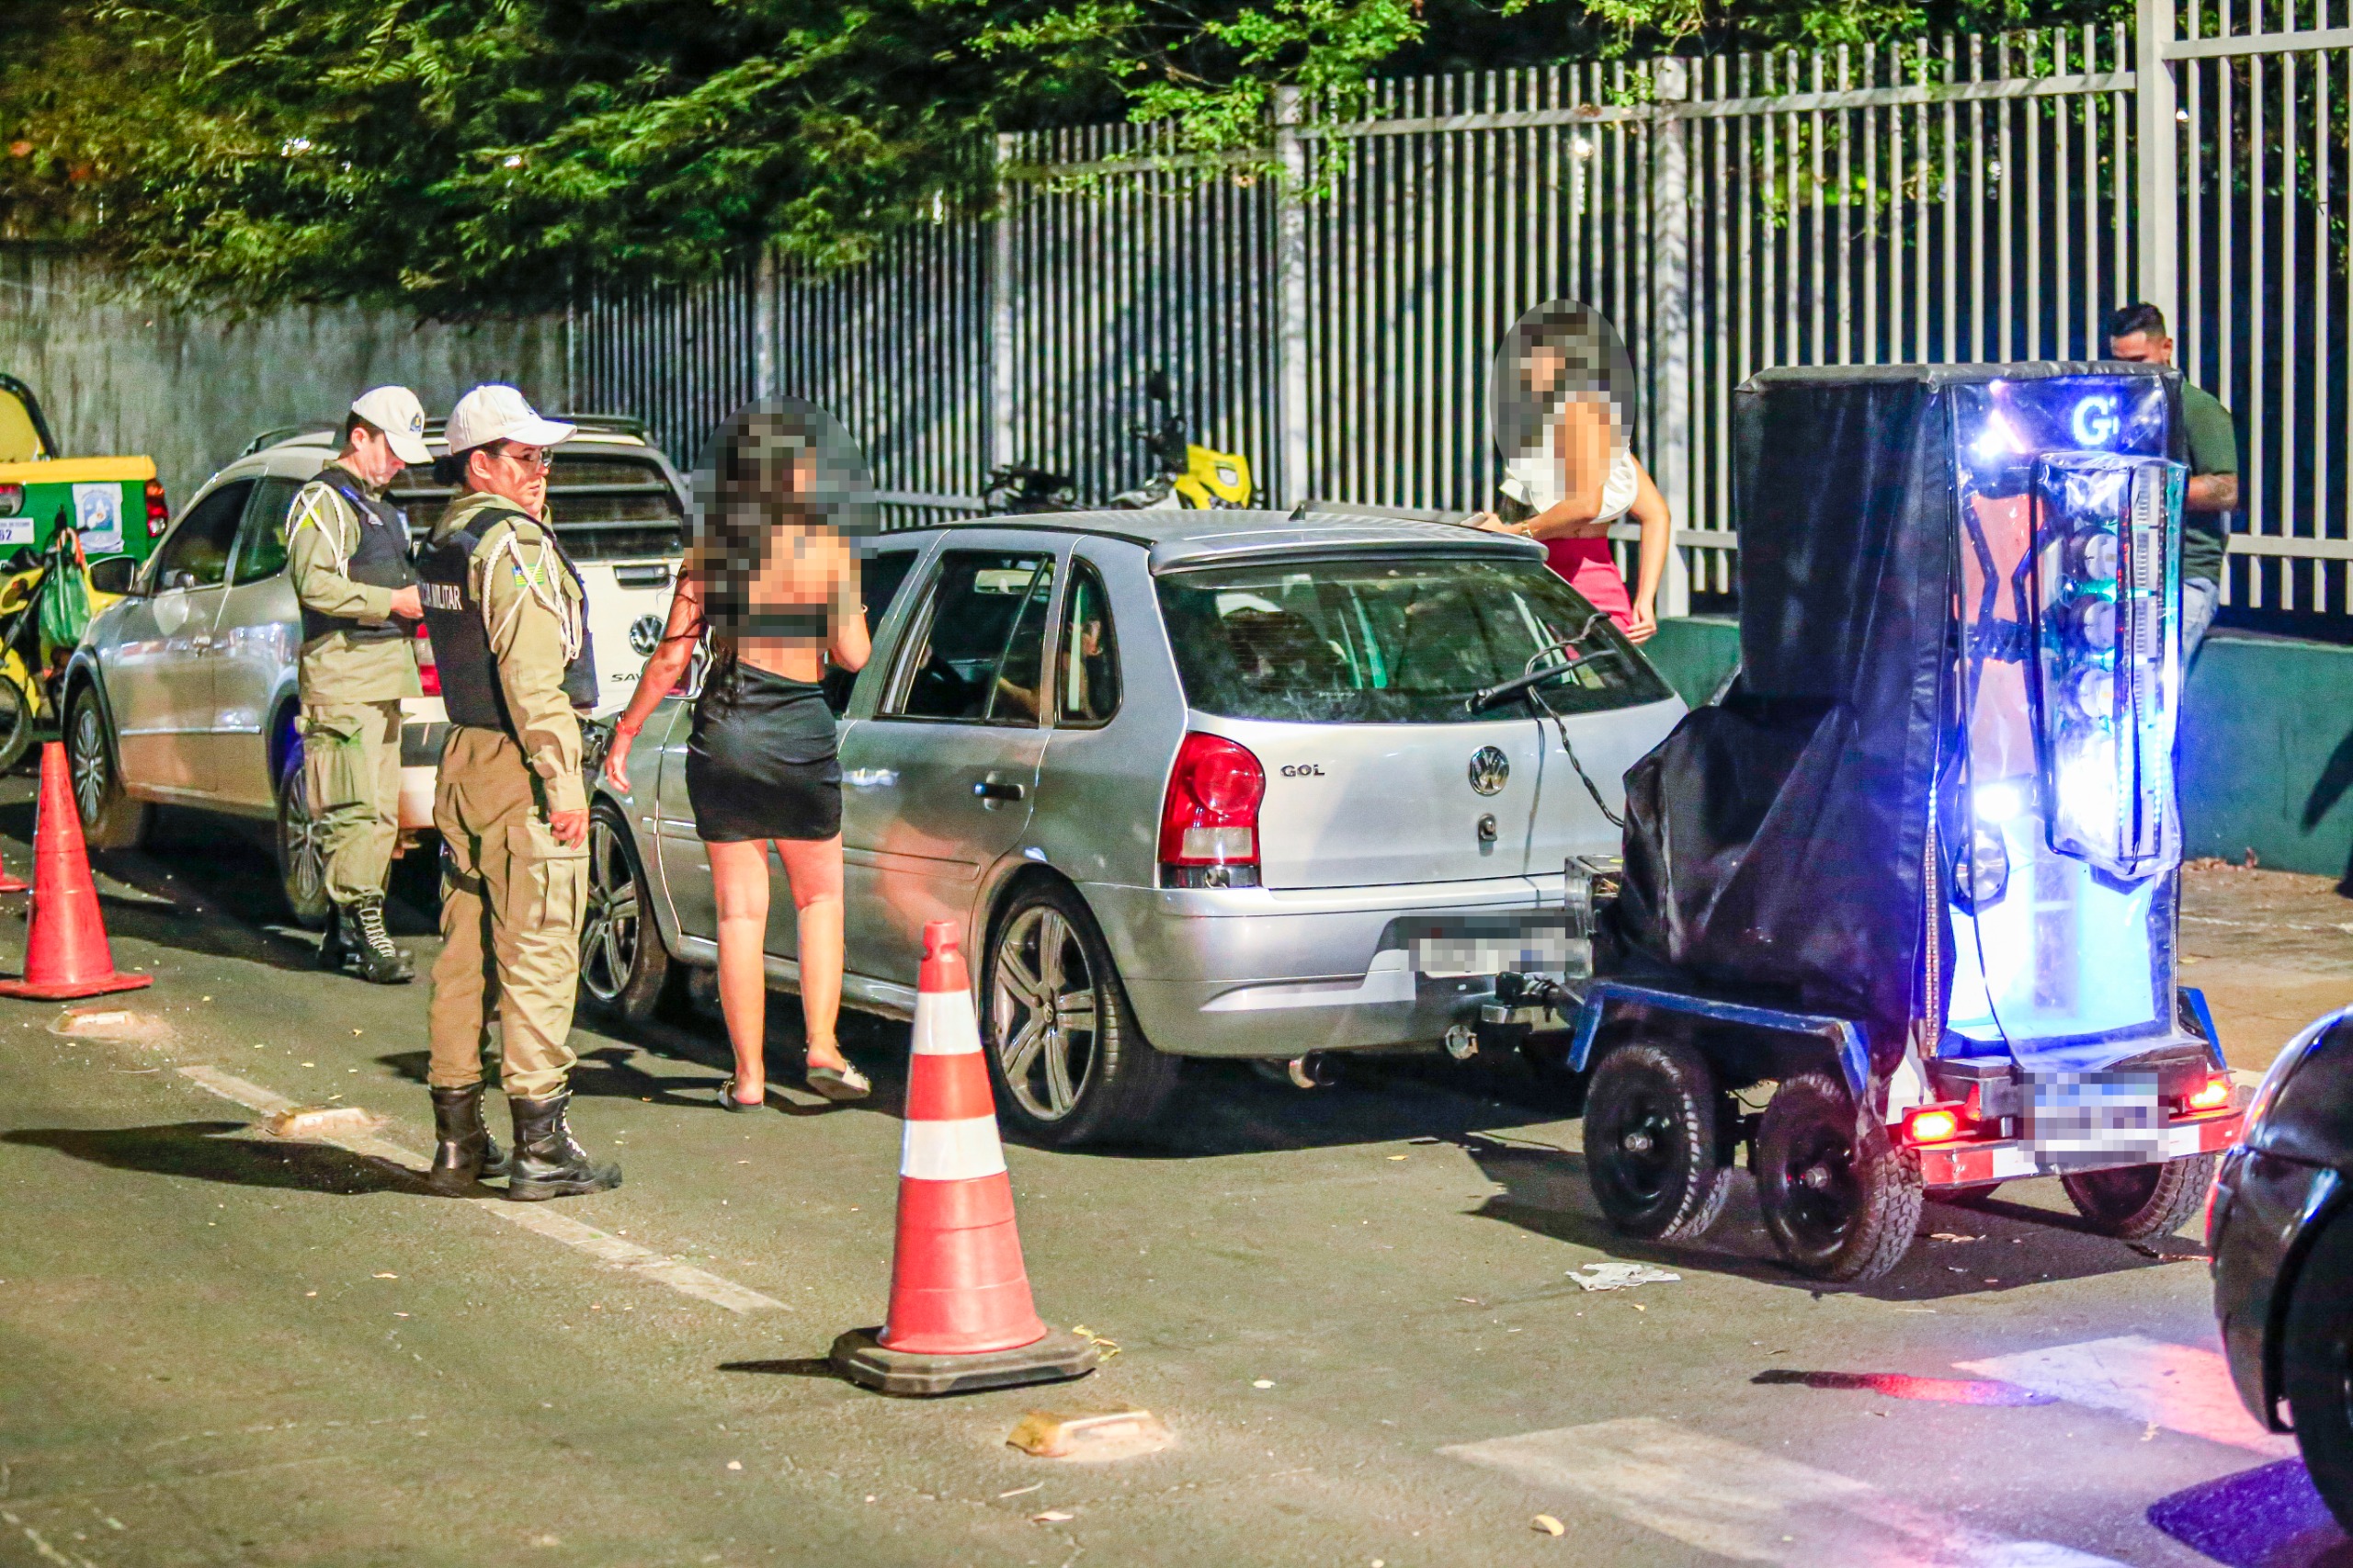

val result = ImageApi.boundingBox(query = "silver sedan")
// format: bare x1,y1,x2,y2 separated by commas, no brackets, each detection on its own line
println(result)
584,512,1685,1144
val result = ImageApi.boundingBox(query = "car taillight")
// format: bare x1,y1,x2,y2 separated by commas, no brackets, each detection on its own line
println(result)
1158,732,1264,889
0,483,21,518
414,619,439,696
1901,1104,1970,1145
2184,1072,2234,1114
142,479,168,538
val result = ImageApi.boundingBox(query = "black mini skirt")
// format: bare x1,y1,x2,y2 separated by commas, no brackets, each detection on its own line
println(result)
685,664,842,843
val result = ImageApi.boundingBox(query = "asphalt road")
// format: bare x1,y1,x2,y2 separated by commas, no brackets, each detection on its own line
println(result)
2,775,2349,1568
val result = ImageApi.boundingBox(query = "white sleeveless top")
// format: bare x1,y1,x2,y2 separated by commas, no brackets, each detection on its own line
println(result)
1501,441,1640,523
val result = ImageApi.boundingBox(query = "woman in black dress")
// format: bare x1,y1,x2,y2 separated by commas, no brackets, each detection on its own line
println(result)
602,402,872,1108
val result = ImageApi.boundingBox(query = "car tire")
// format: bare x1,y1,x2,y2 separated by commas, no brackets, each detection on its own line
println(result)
2285,1214,2353,1532
65,684,148,851
983,879,1177,1148
1581,1037,1731,1241
273,744,332,929
579,805,674,1025
2062,1155,2219,1243
1755,1070,1923,1283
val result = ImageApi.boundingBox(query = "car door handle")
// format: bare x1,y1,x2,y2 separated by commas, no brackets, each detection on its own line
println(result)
972,780,1026,802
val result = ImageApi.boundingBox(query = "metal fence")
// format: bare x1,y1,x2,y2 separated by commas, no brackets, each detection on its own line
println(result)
573,0,2353,624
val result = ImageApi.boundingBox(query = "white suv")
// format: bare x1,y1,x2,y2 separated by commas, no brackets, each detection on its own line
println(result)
62,417,689,926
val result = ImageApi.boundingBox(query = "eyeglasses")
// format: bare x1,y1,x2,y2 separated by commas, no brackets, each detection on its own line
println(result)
497,445,555,471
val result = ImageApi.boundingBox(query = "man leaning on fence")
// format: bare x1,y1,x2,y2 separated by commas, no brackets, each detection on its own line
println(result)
289,386,431,984
2108,302,2240,665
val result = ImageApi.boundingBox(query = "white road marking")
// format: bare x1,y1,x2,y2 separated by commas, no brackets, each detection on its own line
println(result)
177,1065,784,1314
1954,1335,2295,1457
1440,1417,2124,1566
0,1506,98,1568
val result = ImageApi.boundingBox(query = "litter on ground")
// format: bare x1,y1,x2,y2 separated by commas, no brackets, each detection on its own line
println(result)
1568,1262,1681,1291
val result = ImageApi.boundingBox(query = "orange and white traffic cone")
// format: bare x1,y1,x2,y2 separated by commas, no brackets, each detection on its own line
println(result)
0,742,152,1000
831,918,1095,1396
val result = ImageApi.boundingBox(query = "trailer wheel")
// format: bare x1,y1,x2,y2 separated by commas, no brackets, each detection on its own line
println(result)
2062,1154,2219,1243
1581,1038,1732,1242
1756,1071,1923,1282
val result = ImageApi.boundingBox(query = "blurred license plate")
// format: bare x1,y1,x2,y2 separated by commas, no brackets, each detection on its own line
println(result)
1409,917,1579,980
2024,1073,2165,1168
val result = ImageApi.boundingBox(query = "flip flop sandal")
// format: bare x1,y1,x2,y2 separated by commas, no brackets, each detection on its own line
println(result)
717,1078,763,1112
805,1062,871,1102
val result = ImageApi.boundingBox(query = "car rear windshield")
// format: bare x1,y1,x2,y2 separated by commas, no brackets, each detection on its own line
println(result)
1156,553,1673,724
390,452,683,561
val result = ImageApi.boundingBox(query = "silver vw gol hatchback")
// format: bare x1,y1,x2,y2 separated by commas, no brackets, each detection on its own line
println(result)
587,512,1686,1144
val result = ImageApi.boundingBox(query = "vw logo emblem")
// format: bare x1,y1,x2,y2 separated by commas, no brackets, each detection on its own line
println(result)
1468,745,1509,796
629,613,663,657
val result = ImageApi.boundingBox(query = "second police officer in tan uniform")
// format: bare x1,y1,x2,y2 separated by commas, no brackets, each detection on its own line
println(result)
288,386,431,984
416,385,620,1201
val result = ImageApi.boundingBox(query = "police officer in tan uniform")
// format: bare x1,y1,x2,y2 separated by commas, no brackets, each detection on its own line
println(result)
288,386,430,984
416,385,619,1200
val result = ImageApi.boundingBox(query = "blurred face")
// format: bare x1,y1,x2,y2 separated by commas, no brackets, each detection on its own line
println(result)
466,440,554,512
2109,330,2172,367
1525,343,1567,398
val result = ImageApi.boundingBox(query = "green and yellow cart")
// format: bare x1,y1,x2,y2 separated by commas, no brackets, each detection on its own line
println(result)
0,373,166,562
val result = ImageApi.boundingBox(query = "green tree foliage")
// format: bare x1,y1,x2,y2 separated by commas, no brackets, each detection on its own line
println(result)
0,0,2119,312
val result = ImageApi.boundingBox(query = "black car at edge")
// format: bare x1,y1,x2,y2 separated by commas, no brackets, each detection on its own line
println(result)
2211,1003,2353,1527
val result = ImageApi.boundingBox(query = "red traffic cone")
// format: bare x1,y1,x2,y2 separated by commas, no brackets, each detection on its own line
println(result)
0,742,152,1000
831,919,1095,1396
0,859,25,893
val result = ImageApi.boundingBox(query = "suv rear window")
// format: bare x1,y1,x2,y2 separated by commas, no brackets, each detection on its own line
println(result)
1156,554,1672,724
389,452,683,561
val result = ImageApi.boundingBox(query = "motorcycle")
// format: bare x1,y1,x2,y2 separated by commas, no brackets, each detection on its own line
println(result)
0,523,125,771
1107,369,1254,510
980,463,1078,516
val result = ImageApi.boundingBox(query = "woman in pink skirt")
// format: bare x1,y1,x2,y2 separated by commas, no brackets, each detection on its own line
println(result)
1472,301,1672,643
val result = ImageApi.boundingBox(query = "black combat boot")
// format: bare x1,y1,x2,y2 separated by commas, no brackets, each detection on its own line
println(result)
425,1083,514,1195
505,1091,623,1202
316,904,349,972
347,894,415,984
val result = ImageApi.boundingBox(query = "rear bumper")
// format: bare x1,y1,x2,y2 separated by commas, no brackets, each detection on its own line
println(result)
1088,873,1557,1059
1915,1108,2243,1187
397,708,447,833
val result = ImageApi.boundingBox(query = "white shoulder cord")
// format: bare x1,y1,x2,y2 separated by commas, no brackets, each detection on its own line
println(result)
479,524,583,663
287,483,356,577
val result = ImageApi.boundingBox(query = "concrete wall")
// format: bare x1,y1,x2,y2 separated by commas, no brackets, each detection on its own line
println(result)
0,248,568,509
1638,616,2353,883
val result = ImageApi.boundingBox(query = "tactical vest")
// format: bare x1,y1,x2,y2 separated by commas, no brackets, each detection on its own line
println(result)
298,470,418,645
417,503,597,733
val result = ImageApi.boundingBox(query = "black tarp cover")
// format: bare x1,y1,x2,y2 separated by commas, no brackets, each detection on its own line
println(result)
1609,363,2181,1081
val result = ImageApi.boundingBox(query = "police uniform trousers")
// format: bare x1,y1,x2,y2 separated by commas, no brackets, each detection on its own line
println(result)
426,727,589,1100
301,699,405,906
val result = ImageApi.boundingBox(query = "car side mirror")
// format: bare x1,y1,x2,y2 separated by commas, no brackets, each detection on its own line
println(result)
86,556,136,596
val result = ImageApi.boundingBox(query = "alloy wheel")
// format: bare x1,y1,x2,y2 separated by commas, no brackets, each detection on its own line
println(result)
580,815,640,1006
69,700,108,827
278,768,326,919
991,905,1100,1122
